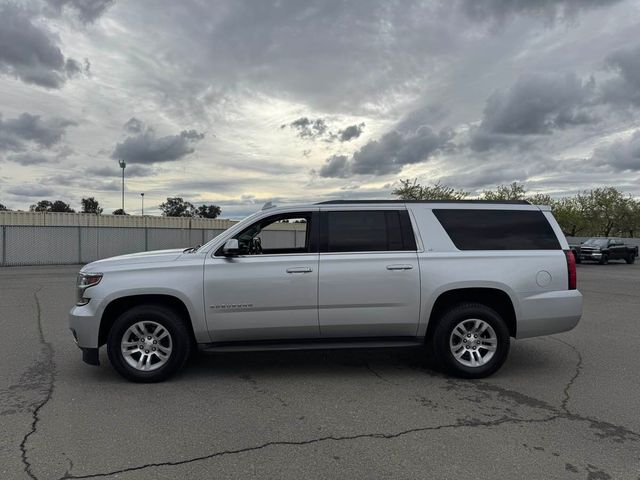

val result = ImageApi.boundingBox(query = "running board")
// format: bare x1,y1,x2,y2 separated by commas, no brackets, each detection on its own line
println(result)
199,337,423,353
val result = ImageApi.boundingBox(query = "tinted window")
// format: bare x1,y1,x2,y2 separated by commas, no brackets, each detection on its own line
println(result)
433,209,560,250
322,210,416,252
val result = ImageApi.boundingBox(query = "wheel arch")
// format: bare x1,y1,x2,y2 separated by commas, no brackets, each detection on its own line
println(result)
99,294,195,347
425,287,517,340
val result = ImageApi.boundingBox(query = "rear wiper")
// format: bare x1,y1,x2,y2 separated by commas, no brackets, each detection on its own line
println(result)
183,245,201,253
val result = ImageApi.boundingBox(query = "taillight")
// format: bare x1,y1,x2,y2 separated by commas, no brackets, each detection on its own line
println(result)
564,250,576,290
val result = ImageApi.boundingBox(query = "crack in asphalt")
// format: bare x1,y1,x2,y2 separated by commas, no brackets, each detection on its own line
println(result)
364,361,390,383
549,337,583,414
59,339,639,479
58,415,560,479
18,286,56,480
15,297,634,479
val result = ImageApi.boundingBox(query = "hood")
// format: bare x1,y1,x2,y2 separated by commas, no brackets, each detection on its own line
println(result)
82,248,186,271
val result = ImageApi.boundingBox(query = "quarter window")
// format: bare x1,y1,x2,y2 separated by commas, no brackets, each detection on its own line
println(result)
433,209,560,250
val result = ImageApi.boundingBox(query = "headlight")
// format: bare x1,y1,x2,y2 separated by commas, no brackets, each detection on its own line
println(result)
76,273,102,306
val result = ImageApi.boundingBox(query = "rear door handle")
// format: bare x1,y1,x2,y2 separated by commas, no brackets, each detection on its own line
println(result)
386,264,413,271
286,267,313,273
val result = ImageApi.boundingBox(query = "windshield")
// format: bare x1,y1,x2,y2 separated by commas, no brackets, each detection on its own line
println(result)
583,238,608,246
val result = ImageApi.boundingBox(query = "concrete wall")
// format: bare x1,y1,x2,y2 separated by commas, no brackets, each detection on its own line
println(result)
0,212,307,267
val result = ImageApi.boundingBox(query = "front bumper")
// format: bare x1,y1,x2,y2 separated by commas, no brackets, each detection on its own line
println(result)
579,251,602,261
69,300,102,349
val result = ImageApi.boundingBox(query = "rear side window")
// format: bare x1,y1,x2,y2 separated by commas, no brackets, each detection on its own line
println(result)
321,210,416,252
433,209,560,250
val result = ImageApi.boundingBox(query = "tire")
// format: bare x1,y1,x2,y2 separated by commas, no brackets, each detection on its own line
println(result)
431,303,510,379
599,254,608,265
107,305,192,383
626,255,635,264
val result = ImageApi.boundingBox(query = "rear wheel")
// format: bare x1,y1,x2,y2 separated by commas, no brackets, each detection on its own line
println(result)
107,305,192,383
431,303,510,379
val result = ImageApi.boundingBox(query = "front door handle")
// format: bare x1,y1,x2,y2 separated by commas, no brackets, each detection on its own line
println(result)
386,264,413,271
286,267,313,274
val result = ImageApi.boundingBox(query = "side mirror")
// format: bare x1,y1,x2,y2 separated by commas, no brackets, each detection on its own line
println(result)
222,238,240,256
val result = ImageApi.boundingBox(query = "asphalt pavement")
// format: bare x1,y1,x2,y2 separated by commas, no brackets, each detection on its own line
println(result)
1,262,639,479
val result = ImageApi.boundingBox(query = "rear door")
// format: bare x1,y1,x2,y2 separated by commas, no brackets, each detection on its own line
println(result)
318,208,421,338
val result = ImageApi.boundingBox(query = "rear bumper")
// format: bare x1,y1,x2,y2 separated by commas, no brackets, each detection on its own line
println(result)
516,290,582,339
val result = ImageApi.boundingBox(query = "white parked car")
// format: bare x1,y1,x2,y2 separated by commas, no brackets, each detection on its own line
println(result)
69,200,582,382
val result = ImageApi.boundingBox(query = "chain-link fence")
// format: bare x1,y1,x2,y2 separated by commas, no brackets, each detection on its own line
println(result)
0,225,306,266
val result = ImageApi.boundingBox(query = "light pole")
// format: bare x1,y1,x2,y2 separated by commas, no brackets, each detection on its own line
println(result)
118,160,126,211
141,193,145,215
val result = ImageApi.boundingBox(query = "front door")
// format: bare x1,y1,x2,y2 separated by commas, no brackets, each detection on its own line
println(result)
204,210,320,342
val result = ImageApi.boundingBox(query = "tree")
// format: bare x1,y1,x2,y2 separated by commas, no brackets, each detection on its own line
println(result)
483,182,526,201
582,187,637,237
0,203,8,211
81,197,103,214
30,200,74,212
50,200,75,212
196,204,222,219
159,197,196,217
553,197,588,237
30,200,53,212
112,208,128,215
392,179,469,200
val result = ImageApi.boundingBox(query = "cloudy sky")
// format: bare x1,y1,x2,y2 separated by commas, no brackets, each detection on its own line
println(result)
1,0,639,217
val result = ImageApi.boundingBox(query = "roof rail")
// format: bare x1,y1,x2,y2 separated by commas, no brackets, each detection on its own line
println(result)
316,199,531,205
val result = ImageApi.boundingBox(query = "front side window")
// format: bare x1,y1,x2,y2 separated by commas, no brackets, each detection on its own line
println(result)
219,212,315,255
321,210,416,253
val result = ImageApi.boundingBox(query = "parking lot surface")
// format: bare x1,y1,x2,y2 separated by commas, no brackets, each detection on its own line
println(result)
1,263,639,479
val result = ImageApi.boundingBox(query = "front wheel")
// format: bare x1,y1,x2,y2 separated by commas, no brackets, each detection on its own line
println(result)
107,305,192,383
431,303,510,379
599,254,609,265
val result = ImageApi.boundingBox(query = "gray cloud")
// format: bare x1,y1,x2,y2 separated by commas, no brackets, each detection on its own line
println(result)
44,0,115,23
112,120,205,164
0,4,85,88
460,0,622,25
337,123,365,142
5,152,50,165
7,185,55,197
0,112,76,152
601,45,640,107
283,117,328,140
319,126,454,177
591,130,640,171
123,117,144,133
284,118,365,143
90,164,157,177
471,73,596,151
318,155,350,178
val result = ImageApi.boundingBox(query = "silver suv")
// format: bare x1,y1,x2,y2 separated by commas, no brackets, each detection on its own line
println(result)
69,200,582,382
